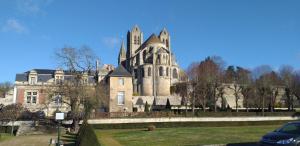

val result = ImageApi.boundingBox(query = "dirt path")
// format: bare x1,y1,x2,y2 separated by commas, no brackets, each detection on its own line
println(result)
0,135,56,146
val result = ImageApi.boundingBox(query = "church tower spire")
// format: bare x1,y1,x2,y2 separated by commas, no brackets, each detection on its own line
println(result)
118,40,126,65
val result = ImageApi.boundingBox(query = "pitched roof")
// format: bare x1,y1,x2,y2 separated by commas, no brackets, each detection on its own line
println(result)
30,69,56,74
143,34,162,45
109,65,132,77
15,74,27,81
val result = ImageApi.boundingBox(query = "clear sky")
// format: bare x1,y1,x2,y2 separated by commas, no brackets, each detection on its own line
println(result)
0,0,299,82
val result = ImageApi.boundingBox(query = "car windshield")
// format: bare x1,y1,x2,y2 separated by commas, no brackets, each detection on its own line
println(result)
277,123,300,135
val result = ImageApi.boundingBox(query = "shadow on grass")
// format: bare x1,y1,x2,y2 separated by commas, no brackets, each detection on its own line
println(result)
226,142,258,146
61,133,77,146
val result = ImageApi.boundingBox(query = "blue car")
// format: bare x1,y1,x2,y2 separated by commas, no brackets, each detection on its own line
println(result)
260,121,300,146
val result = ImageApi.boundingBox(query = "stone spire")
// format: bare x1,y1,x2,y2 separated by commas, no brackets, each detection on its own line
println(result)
118,40,126,65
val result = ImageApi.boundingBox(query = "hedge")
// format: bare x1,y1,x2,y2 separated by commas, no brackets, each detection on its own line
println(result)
0,126,19,135
76,122,101,146
92,120,294,130
93,111,299,119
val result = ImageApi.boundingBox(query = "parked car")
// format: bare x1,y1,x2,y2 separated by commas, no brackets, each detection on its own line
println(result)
260,121,300,146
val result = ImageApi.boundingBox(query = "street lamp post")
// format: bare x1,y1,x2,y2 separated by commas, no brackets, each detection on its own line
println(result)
55,96,64,146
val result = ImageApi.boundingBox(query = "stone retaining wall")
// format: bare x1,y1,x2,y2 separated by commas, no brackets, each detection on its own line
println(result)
88,116,300,124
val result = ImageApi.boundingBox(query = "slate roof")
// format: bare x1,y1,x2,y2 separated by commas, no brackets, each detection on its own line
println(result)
15,74,28,81
108,65,132,77
134,34,163,54
15,68,98,82
37,74,53,82
29,69,56,74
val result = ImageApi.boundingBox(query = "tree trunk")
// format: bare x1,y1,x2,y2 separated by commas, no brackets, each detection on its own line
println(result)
11,120,14,136
262,95,265,116
72,119,80,133
192,93,195,114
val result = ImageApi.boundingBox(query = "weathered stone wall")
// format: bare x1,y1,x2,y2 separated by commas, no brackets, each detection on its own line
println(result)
109,76,133,112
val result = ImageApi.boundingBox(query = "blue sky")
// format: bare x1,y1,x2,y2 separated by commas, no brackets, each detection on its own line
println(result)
0,0,299,82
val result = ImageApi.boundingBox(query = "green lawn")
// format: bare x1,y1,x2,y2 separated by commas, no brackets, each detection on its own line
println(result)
95,125,280,146
0,134,13,142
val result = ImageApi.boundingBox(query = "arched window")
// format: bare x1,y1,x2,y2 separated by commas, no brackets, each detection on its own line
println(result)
143,50,146,62
159,66,164,76
148,67,151,76
134,36,137,44
141,68,145,77
157,54,161,64
138,36,140,45
166,39,169,48
173,68,178,79
166,67,169,76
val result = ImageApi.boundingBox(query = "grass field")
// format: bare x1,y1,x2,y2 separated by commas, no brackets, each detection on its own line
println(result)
0,134,13,142
95,125,280,146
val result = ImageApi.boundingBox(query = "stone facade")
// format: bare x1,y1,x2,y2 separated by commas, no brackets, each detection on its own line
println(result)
109,70,133,112
13,65,113,116
118,25,183,96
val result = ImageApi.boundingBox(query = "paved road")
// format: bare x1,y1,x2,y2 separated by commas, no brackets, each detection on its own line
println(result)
227,142,258,146
201,142,259,146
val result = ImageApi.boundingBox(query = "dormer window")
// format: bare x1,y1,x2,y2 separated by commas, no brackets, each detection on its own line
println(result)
55,76,63,84
30,77,36,84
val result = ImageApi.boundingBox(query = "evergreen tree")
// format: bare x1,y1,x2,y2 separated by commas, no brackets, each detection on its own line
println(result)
165,98,171,111
144,101,150,112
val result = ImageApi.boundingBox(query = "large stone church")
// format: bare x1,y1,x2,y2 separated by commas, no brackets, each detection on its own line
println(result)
115,25,184,112
118,25,182,97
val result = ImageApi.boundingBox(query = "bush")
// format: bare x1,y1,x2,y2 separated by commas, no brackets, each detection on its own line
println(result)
147,125,156,131
76,122,100,146
92,120,293,130
0,126,18,135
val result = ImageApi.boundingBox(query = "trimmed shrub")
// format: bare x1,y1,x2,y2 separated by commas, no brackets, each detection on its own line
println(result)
147,125,156,131
76,122,100,146
92,120,293,130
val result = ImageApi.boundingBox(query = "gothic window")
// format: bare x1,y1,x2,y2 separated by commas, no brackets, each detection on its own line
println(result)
134,36,137,44
143,50,146,62
166,67,169,76
138,36,140,45
166,39,169,48
157,54,161,64
148,67,151,76
149,47,153,53
136,55,139,65
163,39,165,43
134,69,138,79
141,68,145,77
173,68,178,79
159,66,164,76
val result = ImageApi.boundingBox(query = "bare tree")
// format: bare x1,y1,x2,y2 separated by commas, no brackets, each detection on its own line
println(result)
49,46,101,132
225,66,251,112
171,82,188,113
279,65,296,111
0,82,13,98
191,57,223,112
0,104,24,135
186,62,200,113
